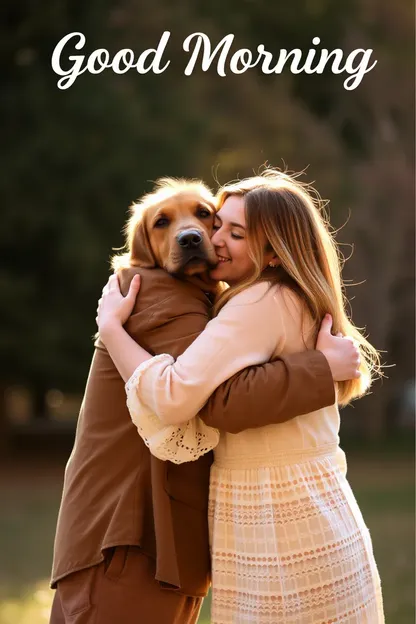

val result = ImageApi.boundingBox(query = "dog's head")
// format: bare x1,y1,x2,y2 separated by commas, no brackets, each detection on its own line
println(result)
113,178,219,277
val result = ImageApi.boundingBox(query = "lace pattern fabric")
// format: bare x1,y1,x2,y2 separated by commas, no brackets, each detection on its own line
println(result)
126,358,220,463
208,447,384,624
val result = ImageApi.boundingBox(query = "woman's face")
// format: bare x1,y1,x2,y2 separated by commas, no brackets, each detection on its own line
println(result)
209,195,275,285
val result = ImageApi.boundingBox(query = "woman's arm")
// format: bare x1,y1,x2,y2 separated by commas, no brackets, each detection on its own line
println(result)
97,275,359,463
100,281,283,426
99,322,152,382
98,274,154,380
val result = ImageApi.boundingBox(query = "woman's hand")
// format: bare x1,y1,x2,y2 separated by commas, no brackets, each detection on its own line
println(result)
96,273,141,338
316,314,361,381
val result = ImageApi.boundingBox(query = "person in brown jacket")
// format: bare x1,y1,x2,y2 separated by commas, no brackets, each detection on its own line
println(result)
49,180,359,624
50,267,360,624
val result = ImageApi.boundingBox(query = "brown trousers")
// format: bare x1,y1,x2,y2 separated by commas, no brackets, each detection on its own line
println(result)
49,547,203,624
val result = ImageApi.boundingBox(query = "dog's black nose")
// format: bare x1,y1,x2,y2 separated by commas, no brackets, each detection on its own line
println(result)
177,230,203,249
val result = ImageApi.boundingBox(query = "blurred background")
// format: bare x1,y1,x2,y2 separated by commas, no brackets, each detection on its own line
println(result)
0,1,414,622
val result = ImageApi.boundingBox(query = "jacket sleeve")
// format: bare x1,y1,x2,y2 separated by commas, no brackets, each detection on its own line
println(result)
120,271,334,445
199,350,335,434
125,284,335,463
126,283,283,427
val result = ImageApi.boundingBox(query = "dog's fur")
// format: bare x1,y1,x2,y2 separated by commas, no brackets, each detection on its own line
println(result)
112,178,219,278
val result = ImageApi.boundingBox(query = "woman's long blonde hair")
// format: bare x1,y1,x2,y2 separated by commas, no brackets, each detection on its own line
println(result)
214,168,381,405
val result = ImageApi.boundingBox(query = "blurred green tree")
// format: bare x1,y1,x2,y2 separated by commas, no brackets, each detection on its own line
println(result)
0,0,413,439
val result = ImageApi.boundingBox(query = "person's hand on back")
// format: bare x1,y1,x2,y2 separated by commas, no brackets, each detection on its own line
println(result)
316,314,361,381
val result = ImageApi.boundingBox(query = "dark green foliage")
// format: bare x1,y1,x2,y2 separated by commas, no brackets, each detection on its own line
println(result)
0,0,413,434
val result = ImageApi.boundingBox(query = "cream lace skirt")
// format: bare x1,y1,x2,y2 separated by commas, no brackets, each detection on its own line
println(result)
208,445,384,624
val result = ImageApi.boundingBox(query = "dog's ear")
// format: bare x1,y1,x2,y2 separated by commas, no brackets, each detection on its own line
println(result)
130,212,157,268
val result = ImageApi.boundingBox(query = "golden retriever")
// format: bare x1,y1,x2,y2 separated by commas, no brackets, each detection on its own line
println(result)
113,178,218,277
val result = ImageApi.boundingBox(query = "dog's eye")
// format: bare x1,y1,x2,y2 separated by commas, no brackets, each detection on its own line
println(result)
154,217,169,228
197,208,211,219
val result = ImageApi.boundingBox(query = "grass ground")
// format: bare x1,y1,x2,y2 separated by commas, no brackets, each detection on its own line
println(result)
0,453,414,624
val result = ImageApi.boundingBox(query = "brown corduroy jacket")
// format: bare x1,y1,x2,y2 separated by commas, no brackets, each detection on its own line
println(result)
51,267,335,597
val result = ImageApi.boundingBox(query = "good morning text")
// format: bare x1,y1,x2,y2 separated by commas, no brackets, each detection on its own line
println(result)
51,32,377,91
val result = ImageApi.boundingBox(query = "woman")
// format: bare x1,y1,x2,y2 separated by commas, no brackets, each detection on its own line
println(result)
97,169,384,623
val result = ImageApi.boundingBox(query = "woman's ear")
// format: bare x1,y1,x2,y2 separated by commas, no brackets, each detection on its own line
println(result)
269,255,280,268
264,249,280,268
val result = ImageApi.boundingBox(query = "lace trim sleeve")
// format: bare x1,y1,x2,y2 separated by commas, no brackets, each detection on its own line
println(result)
125,356,220,464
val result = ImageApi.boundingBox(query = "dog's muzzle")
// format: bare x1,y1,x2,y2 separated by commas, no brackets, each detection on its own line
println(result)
177,229,203,249
171,228,217,276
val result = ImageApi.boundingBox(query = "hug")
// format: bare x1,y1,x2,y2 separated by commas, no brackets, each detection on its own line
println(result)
50,169,384,623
